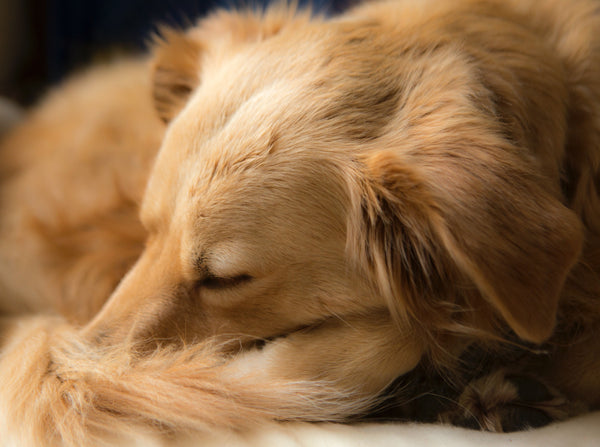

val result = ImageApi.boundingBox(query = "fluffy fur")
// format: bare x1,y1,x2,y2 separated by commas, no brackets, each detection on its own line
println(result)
1,0,600,444
0,59,159,322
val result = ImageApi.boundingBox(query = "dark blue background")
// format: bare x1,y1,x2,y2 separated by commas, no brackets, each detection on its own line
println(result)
6,0,349,103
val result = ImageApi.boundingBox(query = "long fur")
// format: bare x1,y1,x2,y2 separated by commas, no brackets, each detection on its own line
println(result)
0,316,373,447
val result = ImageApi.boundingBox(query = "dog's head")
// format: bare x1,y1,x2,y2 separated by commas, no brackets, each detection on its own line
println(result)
85,4,583,397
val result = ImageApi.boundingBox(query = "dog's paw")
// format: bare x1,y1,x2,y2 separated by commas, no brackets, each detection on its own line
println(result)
439,369,585,432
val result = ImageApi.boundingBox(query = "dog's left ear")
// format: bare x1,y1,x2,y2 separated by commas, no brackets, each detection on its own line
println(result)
350,148,583,344
151,29,203,123
151,6,314,123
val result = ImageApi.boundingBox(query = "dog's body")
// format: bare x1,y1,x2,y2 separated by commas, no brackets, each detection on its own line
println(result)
1,0,600,444
0,59,161,322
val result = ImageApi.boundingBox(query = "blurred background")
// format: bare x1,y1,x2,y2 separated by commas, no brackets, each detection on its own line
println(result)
0,0,349,106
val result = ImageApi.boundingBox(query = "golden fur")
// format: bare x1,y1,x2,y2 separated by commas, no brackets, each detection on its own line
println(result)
0,59,159,322
1,0,600,444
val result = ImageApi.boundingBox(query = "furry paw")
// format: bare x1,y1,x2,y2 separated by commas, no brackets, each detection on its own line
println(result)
440,369,584,432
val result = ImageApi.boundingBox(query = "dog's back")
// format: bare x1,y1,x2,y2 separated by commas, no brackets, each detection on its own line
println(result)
0,59,163,322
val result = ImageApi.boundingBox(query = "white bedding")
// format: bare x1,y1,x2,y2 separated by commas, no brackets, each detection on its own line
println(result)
142,412,600,447
2,399,598,446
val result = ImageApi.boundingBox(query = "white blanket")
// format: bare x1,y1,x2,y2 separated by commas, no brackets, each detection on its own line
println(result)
139,413,600,447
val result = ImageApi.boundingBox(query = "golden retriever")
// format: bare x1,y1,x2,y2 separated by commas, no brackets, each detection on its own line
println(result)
1,0,600,444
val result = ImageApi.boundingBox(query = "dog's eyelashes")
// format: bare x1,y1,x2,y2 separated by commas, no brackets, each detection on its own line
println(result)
196,274,253,290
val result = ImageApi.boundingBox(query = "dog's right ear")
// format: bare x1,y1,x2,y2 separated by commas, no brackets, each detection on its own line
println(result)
348,148,582,345
151,6,314,123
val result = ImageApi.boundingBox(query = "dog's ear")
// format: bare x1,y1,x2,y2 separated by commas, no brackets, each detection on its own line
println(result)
151,28,203,123
151,6,313,123
350,148,583,344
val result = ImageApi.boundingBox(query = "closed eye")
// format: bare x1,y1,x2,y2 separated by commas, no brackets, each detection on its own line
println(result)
197,274,253,290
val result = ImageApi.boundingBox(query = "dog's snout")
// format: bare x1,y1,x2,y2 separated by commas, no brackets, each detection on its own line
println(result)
80,240,192,345
83,284,202,351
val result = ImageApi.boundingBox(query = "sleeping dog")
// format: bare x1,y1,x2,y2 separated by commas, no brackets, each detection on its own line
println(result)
1,0,599,443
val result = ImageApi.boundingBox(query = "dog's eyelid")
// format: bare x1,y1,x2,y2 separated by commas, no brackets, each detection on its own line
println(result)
196,273,254,290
